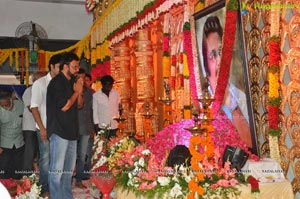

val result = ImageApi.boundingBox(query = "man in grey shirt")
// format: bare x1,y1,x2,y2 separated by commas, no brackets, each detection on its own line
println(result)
0,89,24,179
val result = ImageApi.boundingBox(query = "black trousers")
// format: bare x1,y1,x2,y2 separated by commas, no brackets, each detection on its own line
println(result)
23,130,38,173
0,145,25,179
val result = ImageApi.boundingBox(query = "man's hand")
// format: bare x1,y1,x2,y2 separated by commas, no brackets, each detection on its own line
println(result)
0,147,3,155
40,127,48,142
74,76,84,95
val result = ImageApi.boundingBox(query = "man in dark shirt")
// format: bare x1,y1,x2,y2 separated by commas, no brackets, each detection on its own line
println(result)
75,69,94,188
46,52,83,199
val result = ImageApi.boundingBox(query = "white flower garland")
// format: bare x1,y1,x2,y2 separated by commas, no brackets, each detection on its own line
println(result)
90,0,185,48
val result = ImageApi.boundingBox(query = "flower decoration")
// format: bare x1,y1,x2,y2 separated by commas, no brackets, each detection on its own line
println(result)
247,175,260,193
183,22,198,105
85,0,98,13
163,33,171,78
268,36,281,137
212,3,238,115
0,174,46,199
91,124,112,173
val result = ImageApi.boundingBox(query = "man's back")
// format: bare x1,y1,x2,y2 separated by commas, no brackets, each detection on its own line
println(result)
30,73,52,128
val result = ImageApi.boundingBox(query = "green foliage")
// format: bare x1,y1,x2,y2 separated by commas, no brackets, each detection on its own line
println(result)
96,56,111,64
269,36,280,42
226,0,238,11
183,22,190,31
268,128,281,137
163,51,170,57
268,97,281,106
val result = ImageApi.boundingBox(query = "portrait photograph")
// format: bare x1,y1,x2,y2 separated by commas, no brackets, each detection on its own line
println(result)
193,0,259,155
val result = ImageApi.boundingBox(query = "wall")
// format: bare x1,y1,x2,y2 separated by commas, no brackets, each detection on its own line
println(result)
0,0,92,40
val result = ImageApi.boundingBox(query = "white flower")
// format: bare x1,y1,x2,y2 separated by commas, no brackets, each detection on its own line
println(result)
169,183,183,198
172,175,179,183
138,157,145,167
127,174,139,188
142,149,150,155
157,176,170,186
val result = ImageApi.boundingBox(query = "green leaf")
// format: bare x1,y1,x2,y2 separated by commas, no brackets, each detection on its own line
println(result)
227,0,239,11
183,22,190,31
268,128,281,136
268,97,281,106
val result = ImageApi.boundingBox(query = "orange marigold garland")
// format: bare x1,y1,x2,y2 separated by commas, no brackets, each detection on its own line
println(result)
188,131,215,198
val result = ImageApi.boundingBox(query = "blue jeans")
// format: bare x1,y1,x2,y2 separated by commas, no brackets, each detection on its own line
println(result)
36,129,50,194
76,135,89,183
49,134,77,199
83,137,94,178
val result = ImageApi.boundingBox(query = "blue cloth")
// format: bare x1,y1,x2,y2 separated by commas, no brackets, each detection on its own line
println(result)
36,129,50,194
76,135,90,183
49,134,77,199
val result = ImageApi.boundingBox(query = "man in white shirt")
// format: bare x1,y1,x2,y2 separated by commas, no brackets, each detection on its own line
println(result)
30,54,61,196
93,75,120,139
22,71,46,174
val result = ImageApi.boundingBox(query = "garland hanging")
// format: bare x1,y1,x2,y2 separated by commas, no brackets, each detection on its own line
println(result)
268,36,281,137
183,22,198,105
212,0,238,114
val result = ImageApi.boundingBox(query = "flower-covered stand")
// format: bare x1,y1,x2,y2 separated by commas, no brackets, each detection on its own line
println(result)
115,181,294,199
0,174,47,199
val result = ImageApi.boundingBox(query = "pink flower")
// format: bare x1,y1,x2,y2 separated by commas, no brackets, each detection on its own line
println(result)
22,178,31,192
217,179,229,188
229,178,238,186
210,183,219,189
139,181,157,190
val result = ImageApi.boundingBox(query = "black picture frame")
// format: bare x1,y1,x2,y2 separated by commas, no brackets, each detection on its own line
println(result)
193,0,259,156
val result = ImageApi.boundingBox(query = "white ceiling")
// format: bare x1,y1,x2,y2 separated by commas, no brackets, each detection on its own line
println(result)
0,0,92,40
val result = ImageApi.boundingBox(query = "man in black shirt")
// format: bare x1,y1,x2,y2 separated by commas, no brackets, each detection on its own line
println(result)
46,52,83,199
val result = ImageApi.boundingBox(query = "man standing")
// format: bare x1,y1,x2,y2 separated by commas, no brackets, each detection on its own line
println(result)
22,71,46,174
31,53,61,197
75,69,94,188
0,89,24,179
47,52,83,199
93,75,120,139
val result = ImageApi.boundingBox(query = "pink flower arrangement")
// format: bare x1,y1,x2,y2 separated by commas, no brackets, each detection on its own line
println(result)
146,119,193,163
146,115,258,164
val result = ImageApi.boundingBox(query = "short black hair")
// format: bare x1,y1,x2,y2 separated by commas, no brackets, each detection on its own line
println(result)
100,75,115,85
85,73,92,80
202,16,223,76
59,52,79,71
78,68,86,75
48,53,62,71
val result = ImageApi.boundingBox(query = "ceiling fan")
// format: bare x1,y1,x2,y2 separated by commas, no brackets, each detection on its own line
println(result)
15,0,85,5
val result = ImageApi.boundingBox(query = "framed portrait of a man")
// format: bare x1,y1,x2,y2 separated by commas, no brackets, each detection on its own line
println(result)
193,0,259,156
